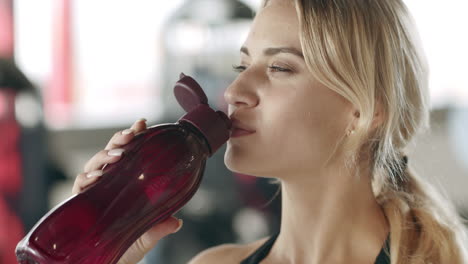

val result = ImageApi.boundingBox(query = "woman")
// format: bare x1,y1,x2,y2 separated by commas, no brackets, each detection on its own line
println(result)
73,0,468,263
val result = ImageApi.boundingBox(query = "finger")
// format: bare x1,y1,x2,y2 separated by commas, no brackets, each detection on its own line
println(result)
104,129,135,151
139,217,183,250
145,216,183,240
130,118,147,133
72,170,103,195
83,148,125,173
120,217,182,264
104,118,146,150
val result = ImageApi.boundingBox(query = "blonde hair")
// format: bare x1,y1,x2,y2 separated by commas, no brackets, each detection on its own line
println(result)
261,0,468,263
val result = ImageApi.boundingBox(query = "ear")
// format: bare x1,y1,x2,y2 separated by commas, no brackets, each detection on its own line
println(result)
347,108,360,132
349,102,383,131
370,102,384,131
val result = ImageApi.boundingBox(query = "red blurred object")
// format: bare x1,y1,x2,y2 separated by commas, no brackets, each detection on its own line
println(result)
46,0,73,125
0,90,22,194
0,89,24,264
0,198,24,264
0,0,14,57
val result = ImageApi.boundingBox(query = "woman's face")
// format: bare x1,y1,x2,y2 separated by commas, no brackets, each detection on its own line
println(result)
224,0,355,180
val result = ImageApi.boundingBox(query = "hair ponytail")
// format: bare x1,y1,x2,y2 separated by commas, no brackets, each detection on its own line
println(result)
377,161,468,263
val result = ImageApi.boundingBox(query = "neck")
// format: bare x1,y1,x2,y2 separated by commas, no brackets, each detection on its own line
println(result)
268,164,389,264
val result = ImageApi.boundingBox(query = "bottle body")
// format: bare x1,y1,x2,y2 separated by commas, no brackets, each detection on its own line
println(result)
16,121,210,264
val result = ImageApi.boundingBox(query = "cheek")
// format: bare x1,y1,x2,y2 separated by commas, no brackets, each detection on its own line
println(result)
264,90,351,168
274,105,337,165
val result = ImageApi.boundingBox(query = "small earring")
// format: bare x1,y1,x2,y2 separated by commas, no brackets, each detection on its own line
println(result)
347,129,355,136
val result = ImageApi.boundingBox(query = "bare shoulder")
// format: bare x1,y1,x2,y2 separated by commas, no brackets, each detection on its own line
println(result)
187,236,270,264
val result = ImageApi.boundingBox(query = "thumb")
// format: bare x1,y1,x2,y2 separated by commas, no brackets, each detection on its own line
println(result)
119,217,183,264
141,216,183,247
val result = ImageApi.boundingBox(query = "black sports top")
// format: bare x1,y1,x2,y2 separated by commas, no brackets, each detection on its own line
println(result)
240,233,391,264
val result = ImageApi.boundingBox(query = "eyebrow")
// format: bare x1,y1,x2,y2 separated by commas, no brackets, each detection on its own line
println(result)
240,46,304,59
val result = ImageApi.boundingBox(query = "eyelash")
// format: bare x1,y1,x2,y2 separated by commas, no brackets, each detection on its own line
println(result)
231,64,292,73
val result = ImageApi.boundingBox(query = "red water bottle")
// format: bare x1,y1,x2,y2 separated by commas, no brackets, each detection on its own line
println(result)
15,73,232,264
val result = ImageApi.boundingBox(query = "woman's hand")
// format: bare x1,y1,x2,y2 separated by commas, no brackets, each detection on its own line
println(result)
71,118,183,264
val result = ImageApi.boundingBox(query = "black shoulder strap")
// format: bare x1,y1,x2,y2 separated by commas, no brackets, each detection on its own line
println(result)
240,233,279,264
240,232,390,264
374,234,391,264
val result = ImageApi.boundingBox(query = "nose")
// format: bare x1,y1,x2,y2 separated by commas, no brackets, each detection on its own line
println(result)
224,74,259,113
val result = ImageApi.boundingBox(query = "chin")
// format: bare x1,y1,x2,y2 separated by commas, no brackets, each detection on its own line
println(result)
224,142,281,178
224,153,269,179
224,151,247,174
224,152,253,175
224,156,255,176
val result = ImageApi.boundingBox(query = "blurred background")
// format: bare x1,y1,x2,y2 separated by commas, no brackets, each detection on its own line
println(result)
0,0,467,263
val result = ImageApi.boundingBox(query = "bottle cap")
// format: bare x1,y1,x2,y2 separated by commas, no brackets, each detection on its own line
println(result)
174,73,232,156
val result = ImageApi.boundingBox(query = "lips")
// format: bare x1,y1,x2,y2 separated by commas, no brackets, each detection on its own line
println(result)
230,117,255,133
230,128,255,138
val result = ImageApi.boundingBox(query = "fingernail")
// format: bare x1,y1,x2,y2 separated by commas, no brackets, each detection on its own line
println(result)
122,129,134,135
136,118,147,123
86,170,103,178
172,219,183,233
108,148,125,156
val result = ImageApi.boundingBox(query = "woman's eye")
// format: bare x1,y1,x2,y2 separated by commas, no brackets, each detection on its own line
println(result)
268,65,291,73
231,64,292,73
232,64,246,73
